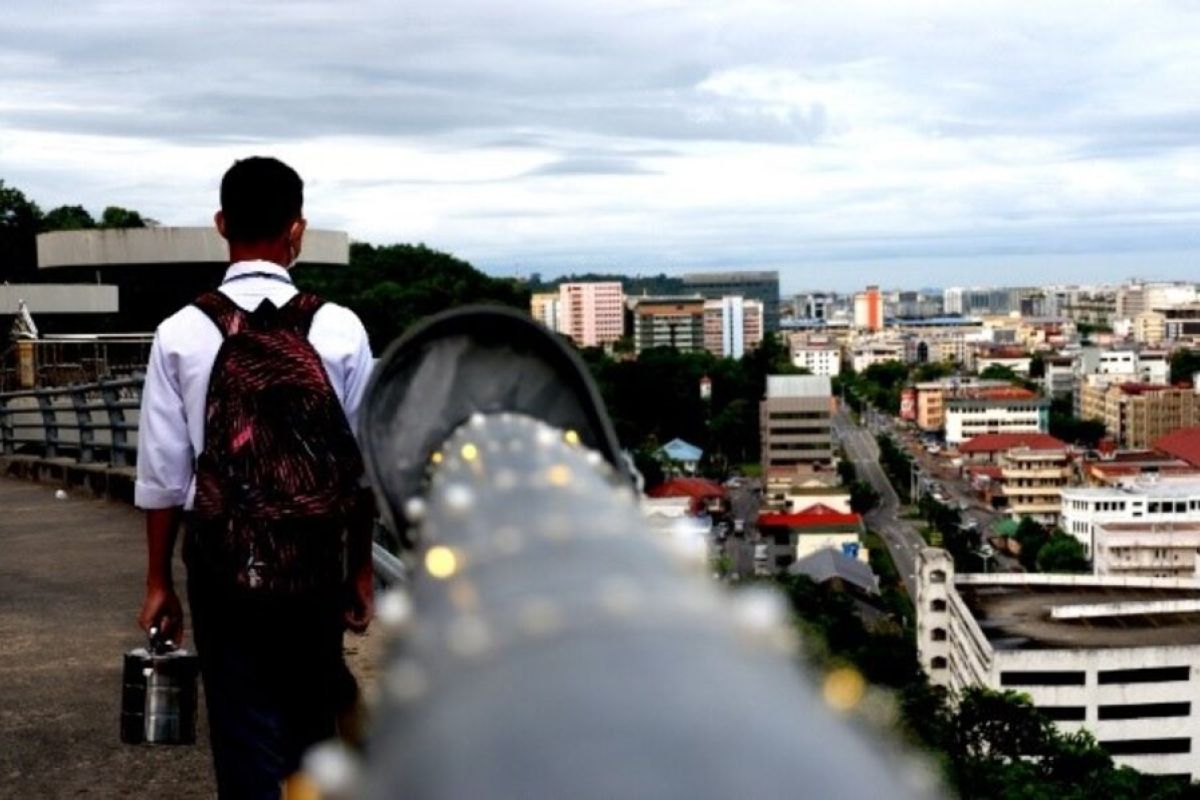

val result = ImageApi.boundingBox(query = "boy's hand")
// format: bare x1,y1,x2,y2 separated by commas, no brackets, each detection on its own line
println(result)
138,585,185,645
345,563,374,634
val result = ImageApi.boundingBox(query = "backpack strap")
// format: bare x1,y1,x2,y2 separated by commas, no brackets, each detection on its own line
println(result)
193,291,249,338
277,292,327,337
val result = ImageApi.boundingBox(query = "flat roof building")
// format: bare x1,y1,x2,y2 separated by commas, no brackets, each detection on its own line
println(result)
918,547,1200,779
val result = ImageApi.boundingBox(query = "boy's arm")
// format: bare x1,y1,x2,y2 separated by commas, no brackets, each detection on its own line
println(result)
342,314,376,633
134,330,194,643
138,508,185,643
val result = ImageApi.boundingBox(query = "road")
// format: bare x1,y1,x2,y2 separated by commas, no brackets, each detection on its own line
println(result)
833,407,925,597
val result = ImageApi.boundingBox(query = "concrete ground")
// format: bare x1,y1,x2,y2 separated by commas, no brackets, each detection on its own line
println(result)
0,477,380,798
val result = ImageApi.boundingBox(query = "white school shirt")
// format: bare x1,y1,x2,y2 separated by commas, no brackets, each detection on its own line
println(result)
134,260,374,510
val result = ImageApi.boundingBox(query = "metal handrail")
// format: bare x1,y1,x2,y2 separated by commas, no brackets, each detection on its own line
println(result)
0,377,144,466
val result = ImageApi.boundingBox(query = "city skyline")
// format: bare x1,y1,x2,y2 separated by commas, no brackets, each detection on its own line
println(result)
3,2,1199,292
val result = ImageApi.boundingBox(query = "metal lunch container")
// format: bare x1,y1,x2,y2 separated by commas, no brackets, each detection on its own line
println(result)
120,627,199,745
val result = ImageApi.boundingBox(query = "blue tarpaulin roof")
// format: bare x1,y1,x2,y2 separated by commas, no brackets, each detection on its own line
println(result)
660,438,703,462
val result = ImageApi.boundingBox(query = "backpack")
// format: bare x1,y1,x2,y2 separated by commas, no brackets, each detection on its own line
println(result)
189,290,365,596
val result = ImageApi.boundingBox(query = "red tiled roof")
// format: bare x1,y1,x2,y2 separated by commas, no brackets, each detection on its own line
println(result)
647,478,727,501
959,433,1066,454
1155,427,1200,467
1116,382,1171,396
758,503,862,529
965,465,1004,480
965,386,1037,400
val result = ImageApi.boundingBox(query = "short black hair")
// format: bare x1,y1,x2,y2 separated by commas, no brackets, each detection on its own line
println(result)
219,156,304,242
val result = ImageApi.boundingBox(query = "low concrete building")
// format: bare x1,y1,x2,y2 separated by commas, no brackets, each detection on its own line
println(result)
1061,477,1200,558
629,295,705,353
1093,521,1200,578
918,547,1200,779
999,446,1072,525
944,386,1049,446
758,504,867,572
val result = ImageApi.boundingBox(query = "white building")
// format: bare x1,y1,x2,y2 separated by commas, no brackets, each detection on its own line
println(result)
918,548,1200,779
850,339,905,373
1061,477,1200,559
789,334,841,377
944,392,1049,445
1093,521,1200,578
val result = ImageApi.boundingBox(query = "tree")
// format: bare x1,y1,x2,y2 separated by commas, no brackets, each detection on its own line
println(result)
0,179,43,281
43,204,96,231
1036,532,1089,573
1015,517,1048,571
980,364,1021,382
99,206,147,228
849,480,880,514
1170,349,1200,386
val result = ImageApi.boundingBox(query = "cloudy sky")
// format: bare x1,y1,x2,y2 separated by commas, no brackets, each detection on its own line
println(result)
3,1,1198,292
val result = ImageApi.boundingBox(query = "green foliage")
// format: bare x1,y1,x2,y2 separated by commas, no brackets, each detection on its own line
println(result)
1015,517,1049,571
1036,532,1090,573
0,179,42,281
98,206,147,228
525,271,686,297
1170,349,1200,385
293,242,531,351
43,204,96,231
979,363,1021,382
849,480,880,514
849,360,909,414
912,361,955,382
1049,396,1107,448
876,432,914,503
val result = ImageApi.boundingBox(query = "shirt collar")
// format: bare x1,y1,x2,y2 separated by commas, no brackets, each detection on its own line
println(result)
222,260,293,283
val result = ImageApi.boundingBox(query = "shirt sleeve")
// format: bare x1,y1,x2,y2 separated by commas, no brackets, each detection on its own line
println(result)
340,315,375,441
134,330,194,509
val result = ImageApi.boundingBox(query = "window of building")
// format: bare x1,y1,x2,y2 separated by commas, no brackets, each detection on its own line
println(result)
930,656,947,670
930,599,947,612
1098,702,1191,720
1098,666,1190,685
929,570,946,584
1038,706,1087,722
1100,738,1192,756
931,628,947,641
1000,670,1086,687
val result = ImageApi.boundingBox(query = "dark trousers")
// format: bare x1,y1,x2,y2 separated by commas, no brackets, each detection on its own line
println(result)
188,571,357,800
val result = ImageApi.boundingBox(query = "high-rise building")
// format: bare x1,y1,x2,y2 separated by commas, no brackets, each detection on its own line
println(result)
558,282,625,347
760,375,834,475
853,285,883,331
630,295,706,354
681,271,780,333
702,296,764,358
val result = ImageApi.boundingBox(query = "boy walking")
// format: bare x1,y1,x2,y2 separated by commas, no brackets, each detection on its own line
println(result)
135,157,375,798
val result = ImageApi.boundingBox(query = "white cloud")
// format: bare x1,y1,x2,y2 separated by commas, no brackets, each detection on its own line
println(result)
2,0,1199,290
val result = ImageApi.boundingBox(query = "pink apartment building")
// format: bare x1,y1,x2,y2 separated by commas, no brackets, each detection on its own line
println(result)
558,282,625,347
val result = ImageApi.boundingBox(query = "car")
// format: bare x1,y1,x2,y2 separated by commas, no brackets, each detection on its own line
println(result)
926,444,941,455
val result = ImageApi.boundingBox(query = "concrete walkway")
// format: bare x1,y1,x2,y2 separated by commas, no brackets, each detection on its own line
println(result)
0,477,379,798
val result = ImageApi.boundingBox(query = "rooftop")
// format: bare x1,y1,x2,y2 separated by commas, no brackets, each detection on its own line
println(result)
1155,426,1200,467
958,581,1200,650
788,549,879,595
1062,475,1200,499
759,504,862,530
960,432,1066,454
766,374,832,399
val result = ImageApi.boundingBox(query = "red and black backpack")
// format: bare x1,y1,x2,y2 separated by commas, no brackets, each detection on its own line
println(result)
189,290,365,596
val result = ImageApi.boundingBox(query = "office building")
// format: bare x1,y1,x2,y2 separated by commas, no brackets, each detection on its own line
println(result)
760,375,834,476
944,386,1049,445
558,282,625,348
1081,382,1200,450
629,295,705,354
702,296,764,359
681,271,781,333
999,446,1072,525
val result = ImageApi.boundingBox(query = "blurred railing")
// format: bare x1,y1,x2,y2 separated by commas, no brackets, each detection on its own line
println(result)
0,376,143,466
0,334,154,393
